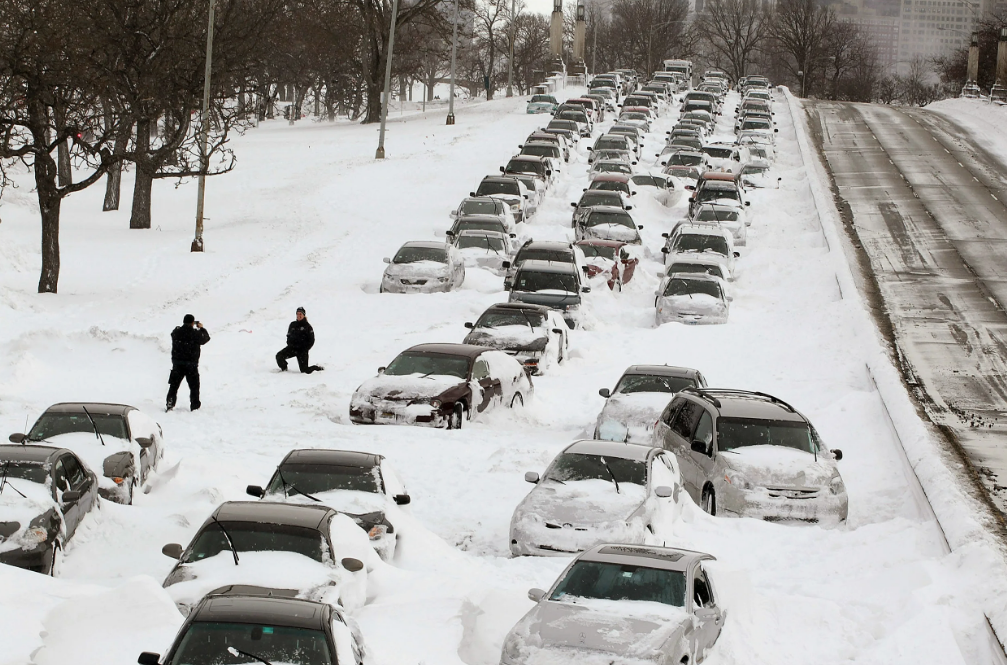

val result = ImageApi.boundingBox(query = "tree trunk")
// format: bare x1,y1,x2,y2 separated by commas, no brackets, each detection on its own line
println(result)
129,119,153,229
103,130,130,211
35,152,62,293
53,106,72,187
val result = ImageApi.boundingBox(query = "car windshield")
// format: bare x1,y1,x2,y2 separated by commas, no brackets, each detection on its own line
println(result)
632,175,665,188
513,270,578,293
743,120,771,130
0,460,47,484
667,167,700,180
531,95,556,103
383,352,470,379
548,120,577,130
546,453,646,485
578,244,617,260
457,235,506,252
476,309,545,328
456,220,507,234
595,162,631,175
718,418,816,454
595,151,629,162
622,113,648,121
393,247,447,264
550,561,686,607
595,139,627,151
28,412,128,441
184,522,325,563
668,262,724,279
667,153,703,166
590,181,630,194
704,147,733,158
586,211,634,228
558,112,587,122
615,374,695,394
517,248,573,263
696,209,739,222
663,277,722,298
743,165,768,175
698,188,739,203
579,192,622,207
521,145,557,158
460,200,502,216
169,622,331,665
477,181,518,196
507,161,542,175
266,463,380,495
673,234,729,255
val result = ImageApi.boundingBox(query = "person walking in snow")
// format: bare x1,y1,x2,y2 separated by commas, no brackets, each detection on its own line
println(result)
167,314,211,411
276,307,323,373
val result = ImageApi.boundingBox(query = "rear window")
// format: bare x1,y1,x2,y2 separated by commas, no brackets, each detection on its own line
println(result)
662,277,723,299
477,181,519,196
668,262,725,279
517,247,574,263
673,234,729,255
393,246,447,263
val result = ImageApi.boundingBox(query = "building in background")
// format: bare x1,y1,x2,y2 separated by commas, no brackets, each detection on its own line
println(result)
896,0,984,73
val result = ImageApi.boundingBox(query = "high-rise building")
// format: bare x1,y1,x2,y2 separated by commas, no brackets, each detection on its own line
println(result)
897,0,983,73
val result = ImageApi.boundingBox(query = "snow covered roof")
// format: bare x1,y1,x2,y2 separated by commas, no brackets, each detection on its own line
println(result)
563,439,654,461
212,500,334,530
283,449,382,468
623,365,700,379
581,544,713,572
193,592,328,630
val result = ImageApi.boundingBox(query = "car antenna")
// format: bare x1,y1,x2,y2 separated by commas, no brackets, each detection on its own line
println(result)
80,406,106,446
210,514,240,565
22,414,28,445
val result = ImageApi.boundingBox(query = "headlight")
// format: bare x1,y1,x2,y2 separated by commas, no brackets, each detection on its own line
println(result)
19,527,48,546
829,476,845,495
368,524,389,540
438,276,449,283
429,399,442,409
509,202,520,210
501,633,523,663
724,469,753,490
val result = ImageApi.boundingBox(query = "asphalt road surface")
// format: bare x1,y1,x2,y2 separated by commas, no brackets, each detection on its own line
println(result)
807,100,1007,516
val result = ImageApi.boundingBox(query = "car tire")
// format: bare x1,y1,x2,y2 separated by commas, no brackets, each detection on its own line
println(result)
701,486,717,516
48,540,62,577
449,403,465,430
510,392,524,409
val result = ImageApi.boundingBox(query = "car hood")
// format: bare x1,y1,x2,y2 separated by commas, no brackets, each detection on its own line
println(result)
0,481,55,553
40,432,133,482
512,597,689,661
354,374,464,401
584,224,640,243
658,293,725,313
464,325,546,351
383,261,450,278
598,393,676,431
722,445,837,487
516,479,646,525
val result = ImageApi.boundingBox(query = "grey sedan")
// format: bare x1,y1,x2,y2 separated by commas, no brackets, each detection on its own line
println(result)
500,544,725,664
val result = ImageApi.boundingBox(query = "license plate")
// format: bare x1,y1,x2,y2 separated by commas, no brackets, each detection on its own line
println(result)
380,411,395,419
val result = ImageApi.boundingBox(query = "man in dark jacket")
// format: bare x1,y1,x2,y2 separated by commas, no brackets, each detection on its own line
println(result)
276,307,323,373
167,314,211,411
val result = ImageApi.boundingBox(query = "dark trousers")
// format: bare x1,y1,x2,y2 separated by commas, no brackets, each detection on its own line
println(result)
276,346,318,373
167,363,200,409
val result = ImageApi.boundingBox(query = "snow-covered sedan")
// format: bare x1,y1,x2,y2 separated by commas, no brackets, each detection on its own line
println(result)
656,273,730,326
0,444,99,575
380,241,465,294
161,501,374,616
246,449,411,561
661,225,738,275
473,176,536,222
448,196,516,231
575,206,642,244
454,229,515,274
349,343,533,429
463,302,569,374
576,239,639,290
691,203,749,246
9,402,164,504
653,388,848,522
594,365,707,443
509,440,683,556
500,544,725,664
507,260,589,329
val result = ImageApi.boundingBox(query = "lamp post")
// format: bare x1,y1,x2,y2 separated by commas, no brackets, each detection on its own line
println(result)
507,0,516,97
375,0,400,159
447,0,459,124
191,0,216,253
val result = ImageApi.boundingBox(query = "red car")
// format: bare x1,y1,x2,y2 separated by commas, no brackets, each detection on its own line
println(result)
575,239,639,291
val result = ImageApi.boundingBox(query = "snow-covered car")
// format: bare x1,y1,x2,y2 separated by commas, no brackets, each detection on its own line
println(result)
588,134,632,163
661,225,737,275
161,501,374,617
509,440,683,556
664,165,702,188
701,143,742,171
586,173,635,199
576,239,639,290
0,444,99,575
591,148,635,165
503,240,587,287
652,388,849,522
691,203,748,246
349,343,533,429
631,173,681,207
138,591,366,665
655,273,730,326
502,155,555,187
500,544,725,664
618,110,652,131
445,215,515,244
524,131,571,162
570,190,632,227
740,159,774,188
594,365,707,443
526,94,559,114
507,260,590,328
9,402,164,505
246,449,411,561
380,241,465,294
576,207,642,245
519,141,564,173
588,159,634,179
659,149,707,170
473,176,536,222
449,196,516,231
454,230,516,274
463,302,569,374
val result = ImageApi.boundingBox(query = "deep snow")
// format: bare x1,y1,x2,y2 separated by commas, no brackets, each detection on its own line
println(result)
0,87,1003,665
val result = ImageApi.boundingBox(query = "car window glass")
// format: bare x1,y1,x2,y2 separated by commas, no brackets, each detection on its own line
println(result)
694,412,714,449
671,401,704,439
380,461,406,496
661,399,683,426
28,412,128,441
472,359,490,380
650,454,678,488
62,454,86,487
52,459,69,494
694,567,714,607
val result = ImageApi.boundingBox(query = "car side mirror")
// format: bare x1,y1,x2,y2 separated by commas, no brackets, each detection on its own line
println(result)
528,588,546,602
661,247,669,253
523,195,529,199
499,166,505,173
469,192,476,197
581,286,591,293
599,388,611,398
394,494,411,505
8,433,25,443
546,170,552,176
745,201,751,206
637,225,643,230
162,543,183,560
445,230,455,237
502,261,511,269
586,146,593,151
685,185,695,191
509,233,517,238
632,161,638,165
341,557,365,572
135,437,153,448
138,653,161,665
464,322,474,329
503,283,511,291
655,485,674,498
246,485,265,498
518,144,524,148
61,490,81,504
552,328,564,334
691,439,710,455
833,449,844,461
661,232,670,238
774,128,779,133
382,257,391,264
734,251,741,258
570,202,577,207
378,366,386,373
524,471,540,484
632,191,638,196
625,205,633,211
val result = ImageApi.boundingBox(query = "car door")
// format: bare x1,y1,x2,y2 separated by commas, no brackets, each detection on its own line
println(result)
471,357,500,413
65,453,96,513
648,452,682,527
653,397,683,448
691,563,724,659
687,411,717,500
664,400,706,501
53,457,83,538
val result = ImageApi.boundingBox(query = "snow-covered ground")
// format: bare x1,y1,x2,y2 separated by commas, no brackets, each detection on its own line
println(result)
928,97,1007,165
0,86,1003,664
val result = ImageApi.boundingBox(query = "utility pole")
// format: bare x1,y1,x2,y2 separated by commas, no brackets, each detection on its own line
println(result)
447,0,459,124
191,0,216,253
375,0,400,159
507,0,516,97
592,3,598,75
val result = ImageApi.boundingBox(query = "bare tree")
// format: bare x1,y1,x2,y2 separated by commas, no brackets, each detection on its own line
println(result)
609,0,691,75
471,0,510,99
768,0,835,96
697,0,766,83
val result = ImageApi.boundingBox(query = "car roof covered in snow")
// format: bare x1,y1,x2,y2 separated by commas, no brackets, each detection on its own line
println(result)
211,501,335,530
281,449,382,468
404,343,488,359
575,239,626,248
192,592,328,630
400,240,449,250
483,302,552,314
579,543,714,572
684,389,806,422
515,260,578,275
563,439,655,461
0,444,62,464
521,240,572,252
42,402,133,416
623,365,701,379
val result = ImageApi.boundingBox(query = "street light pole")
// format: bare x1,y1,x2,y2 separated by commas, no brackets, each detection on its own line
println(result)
507,0,516,97
191,0,216,253
447,0,459,124
375,0,400,159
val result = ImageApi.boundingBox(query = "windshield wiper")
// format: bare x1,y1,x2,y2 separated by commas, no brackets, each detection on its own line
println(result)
210,515,240,565
0,461,27,499
598,456,621,494
80,406,106,446
227,647,274,665
277,470,320,502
